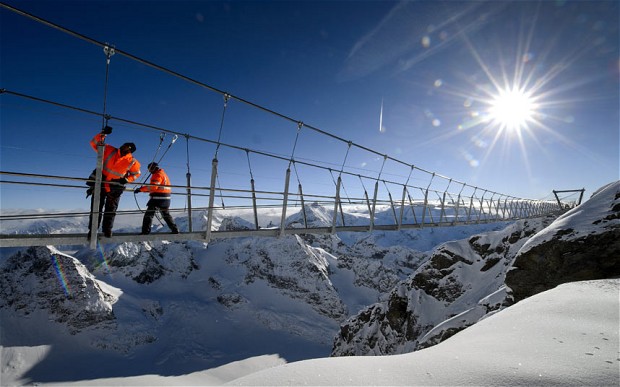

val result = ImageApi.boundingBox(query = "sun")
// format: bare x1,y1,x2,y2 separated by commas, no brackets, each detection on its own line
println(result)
488,87,537,133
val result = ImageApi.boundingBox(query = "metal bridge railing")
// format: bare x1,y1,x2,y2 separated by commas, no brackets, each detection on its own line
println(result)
0,170,562,248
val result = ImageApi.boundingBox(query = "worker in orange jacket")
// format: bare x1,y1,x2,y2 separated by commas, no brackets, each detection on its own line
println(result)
88,125,141,238
135,162,179,234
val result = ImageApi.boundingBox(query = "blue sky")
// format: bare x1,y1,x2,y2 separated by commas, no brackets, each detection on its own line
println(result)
1,0,618,211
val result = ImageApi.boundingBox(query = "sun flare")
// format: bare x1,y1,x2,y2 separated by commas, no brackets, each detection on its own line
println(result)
488,87,537,133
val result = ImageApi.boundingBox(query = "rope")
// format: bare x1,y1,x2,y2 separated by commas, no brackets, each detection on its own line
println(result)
186,135,191,174
134,134,161,222
184,134,191,213
377,155,388,180
358,174,369,196
404,165,414,186
292,161,301,186
337,142,353,203
288,122,303,169
101,44,114,128
214,94,231,158
291,160,302,207
216,174,226,209
245,149,255,181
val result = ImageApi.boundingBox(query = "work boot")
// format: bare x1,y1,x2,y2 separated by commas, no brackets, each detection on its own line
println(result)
103,230,112,238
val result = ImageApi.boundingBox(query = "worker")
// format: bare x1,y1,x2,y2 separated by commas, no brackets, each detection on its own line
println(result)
88,125,141,238
134,162,179,234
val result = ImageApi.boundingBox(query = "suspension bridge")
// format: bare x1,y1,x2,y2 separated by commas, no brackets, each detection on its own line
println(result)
0,3,582,249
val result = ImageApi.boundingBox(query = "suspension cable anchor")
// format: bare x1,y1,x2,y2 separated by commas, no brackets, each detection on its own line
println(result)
103,44,115,58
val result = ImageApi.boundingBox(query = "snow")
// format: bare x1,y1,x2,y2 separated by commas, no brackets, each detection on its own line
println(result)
519,181,619,255
4,279,616,386
227,279,619,386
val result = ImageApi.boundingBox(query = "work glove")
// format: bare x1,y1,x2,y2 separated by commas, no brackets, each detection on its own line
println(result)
102,125,113,135
134,187,141,194
113,178,127,185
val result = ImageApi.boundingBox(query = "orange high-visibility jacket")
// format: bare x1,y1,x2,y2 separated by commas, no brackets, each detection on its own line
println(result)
138,168,172,198
90,134,141,192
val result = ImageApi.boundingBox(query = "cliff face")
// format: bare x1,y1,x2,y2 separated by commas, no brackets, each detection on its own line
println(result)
506,181,620,303
332,181,620,357
331,217,552,356
0,246,116,334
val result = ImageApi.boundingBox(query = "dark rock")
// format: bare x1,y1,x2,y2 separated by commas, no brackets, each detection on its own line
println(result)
506,230,620,303
506,181,620,303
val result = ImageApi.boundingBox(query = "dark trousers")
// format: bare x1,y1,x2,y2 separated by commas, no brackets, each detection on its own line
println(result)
142,197,178,234
89,188,123,236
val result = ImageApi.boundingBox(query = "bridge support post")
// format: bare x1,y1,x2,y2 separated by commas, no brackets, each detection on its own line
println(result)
493,197,501,221
421,173,436,227
476,190,487,223
452,183,465,225
421,188,429,227
387,188,398,226
363,189,372,226
331,176,341,234
452,195,461,225
369,181,379,232
279,168,291,237
88,138,105,249
298,184,308,228
466,187,477,224
186,172,193,232
205,158,218,243
487,193,496,221
407,192,419,225
398,186,407,230
439,191,447,224
251,178,259,230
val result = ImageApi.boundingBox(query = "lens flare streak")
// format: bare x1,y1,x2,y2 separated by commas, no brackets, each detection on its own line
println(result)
50,254,71,297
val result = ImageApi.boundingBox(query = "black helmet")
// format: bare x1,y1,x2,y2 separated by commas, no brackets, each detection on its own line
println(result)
121,142,136,153
147,162,159,171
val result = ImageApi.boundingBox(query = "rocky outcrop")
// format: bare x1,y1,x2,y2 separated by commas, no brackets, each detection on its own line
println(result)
506,181,620,303
331,218,552,356
0,246,116,334
226,234,349,320
100,241,200,283
332,182,620,358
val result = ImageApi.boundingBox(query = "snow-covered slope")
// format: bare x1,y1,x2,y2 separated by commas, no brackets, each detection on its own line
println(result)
0,246,115,334
228,279,620,387
506,180,620,302
332,181,620,358
331,217,553,356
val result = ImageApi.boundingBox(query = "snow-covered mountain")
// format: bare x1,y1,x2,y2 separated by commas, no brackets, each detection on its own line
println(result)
0,246,116,335
0,202,508,383
506,180,620,302
1,182,618,385
331,180,620,357
331,216,553,356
